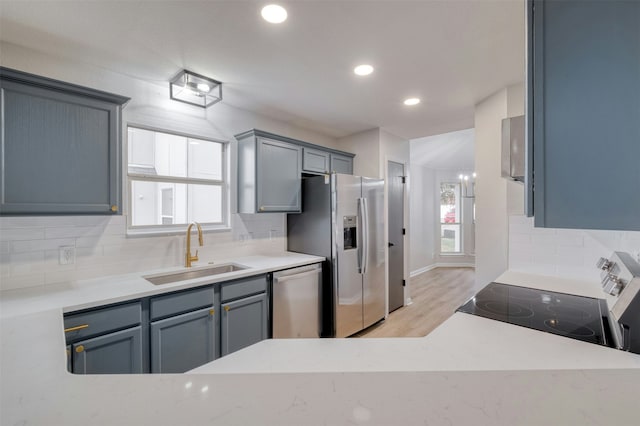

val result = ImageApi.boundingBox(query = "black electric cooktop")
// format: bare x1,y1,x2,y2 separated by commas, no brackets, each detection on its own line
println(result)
457,282,614,347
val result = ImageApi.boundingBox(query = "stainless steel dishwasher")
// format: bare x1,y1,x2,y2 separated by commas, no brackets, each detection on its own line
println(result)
272,263,322,338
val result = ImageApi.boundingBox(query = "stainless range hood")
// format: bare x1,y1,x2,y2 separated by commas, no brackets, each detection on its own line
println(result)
501,115,525,182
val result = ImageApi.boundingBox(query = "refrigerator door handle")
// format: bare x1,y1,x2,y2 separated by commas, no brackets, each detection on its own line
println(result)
362,197,369,275
357,197,364,274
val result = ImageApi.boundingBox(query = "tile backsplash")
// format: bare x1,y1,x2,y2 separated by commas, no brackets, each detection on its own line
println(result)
0,214,285,291
509,215,640,282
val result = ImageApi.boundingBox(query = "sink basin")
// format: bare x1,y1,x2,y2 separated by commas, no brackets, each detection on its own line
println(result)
144,263,248,285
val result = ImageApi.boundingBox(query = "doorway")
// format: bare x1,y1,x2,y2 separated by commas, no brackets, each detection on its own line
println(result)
387,161,405,312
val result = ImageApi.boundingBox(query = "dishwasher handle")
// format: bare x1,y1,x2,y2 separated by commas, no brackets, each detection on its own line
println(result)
274,268,321,283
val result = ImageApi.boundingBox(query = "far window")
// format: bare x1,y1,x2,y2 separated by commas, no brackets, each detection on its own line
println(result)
440,182,462,253
127,127,228,232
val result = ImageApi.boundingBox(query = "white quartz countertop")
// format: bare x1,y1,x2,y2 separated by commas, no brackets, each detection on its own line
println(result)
2,268,640,425
0,252,325,318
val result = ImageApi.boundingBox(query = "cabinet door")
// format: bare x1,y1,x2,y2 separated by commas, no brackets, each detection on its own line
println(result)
221,293,268,356
150,307,217,373
0,76,124,215
256,137,302,212
72,326,143,374
330,153,354,175
303,147,330,174
529,0,640,230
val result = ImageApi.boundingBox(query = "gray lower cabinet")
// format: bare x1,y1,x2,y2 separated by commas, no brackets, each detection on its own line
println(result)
64,273,272,374
527,0,640,230
150,307,217,373
72,326,143,374
330,153,353,175
221,293,269,356
0,67,129,215
66,345,72,373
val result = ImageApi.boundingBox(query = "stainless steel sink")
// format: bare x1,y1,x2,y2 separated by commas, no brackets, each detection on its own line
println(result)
144,263,248,285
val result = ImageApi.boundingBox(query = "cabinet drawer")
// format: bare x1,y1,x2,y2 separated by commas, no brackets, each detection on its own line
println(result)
64,301,141,342
221,275,267,302
150,285,214,321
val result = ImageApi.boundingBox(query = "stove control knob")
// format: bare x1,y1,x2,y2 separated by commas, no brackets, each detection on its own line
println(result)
596,257,613,271
601,273,612,289
603,275,624,296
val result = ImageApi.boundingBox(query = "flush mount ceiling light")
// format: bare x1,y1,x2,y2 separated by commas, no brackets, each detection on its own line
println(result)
403,97,421,106
169,70,222,108
354,64,374,76
261,4,288,23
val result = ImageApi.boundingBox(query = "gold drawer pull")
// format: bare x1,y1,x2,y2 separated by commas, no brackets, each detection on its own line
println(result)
64,324,89,333
224,306,230,312
110,205,118,212
75,345,85,353
209,309,215,316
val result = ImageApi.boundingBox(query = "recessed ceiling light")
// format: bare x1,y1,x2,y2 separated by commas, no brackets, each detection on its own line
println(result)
403,98,421,106
261,4,288,24
354,65,374,76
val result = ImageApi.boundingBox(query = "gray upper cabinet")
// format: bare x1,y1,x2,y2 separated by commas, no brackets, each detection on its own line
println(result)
303,147,330,174
236,129,355,213
527,0,640,231
237,131,302,213
0,67,129,215
256,137,302,213
330,153,354,175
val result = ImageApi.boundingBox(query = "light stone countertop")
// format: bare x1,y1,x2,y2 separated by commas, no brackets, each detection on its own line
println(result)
0,253,325,318
2,267,640,425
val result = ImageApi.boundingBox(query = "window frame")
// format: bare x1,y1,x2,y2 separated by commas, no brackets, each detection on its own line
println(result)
439,181,463,254
126,124,230,236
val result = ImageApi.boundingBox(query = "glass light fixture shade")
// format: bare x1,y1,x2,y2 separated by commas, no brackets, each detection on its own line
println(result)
170,70,222,108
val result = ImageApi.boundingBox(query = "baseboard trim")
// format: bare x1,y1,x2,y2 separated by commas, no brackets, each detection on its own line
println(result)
409,265,437,277
435,262,476,268
410,263,475,277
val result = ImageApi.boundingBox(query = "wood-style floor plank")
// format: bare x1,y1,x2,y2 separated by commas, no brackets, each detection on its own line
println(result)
354,267,475,338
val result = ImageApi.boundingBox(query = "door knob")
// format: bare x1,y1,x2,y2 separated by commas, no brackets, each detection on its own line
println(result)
388,242,395,247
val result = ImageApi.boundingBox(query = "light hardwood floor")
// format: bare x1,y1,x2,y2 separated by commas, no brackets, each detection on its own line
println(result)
354,267,476,338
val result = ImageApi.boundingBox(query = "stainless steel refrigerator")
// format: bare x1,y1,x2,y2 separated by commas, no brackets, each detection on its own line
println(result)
287,173,385,337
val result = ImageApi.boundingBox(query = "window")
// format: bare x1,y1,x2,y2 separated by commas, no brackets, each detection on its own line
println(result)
440,182,462,253
127,127,228,233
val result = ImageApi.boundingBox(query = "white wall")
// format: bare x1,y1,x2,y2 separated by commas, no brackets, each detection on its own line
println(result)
338,128,380,178
409,164,436,274
0,42,340,290
474,88,509,287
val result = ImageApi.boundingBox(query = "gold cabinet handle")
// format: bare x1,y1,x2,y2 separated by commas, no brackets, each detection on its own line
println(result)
110,205,118,212
64,324,89,333
224,306,230,312
209,309,215,316
75,345,85,353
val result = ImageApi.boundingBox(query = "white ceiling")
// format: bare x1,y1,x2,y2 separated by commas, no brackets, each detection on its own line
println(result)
411,128,475,170
0,0,525,140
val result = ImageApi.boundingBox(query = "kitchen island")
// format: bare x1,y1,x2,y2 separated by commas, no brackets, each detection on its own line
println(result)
2,268,639,425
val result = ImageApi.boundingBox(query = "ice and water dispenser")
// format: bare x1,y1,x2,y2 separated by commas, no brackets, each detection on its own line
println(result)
343,216,357,250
